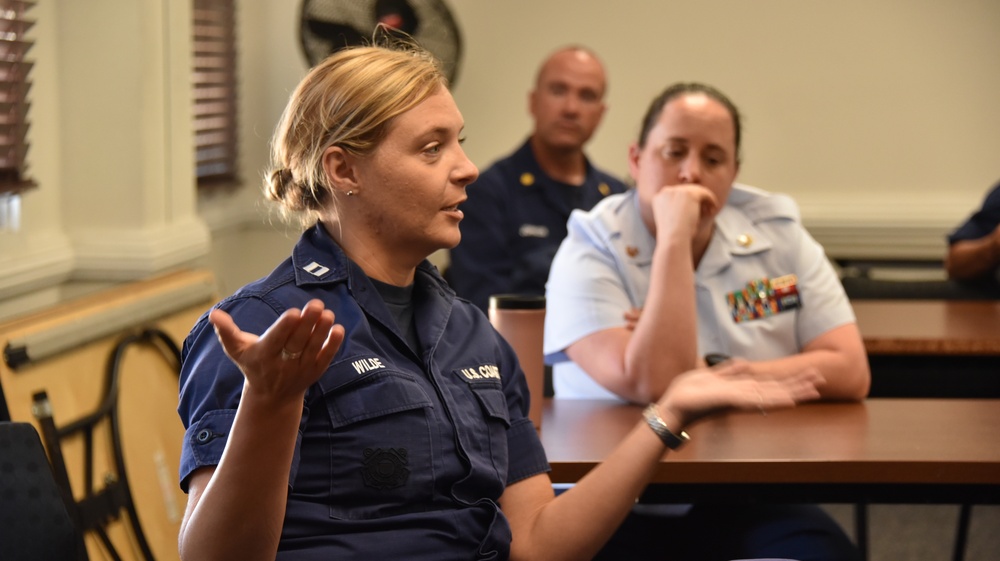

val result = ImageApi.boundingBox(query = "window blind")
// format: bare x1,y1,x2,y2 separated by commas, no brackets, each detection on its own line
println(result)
0,0,36,194
193,0,238,187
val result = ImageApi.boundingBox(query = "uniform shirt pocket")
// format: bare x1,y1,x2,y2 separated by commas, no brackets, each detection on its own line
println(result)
319,368,436,521
459,379,512,488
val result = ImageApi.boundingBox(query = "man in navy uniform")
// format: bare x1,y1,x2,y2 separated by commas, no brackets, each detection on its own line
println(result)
946,179,1000,285
449,46,629,312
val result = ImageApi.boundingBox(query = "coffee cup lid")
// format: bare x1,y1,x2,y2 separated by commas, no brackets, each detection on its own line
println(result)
489,294,546,310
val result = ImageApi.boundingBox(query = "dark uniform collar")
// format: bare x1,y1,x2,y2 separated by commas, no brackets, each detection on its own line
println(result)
290,224,350,286
513,138,617,219
515,137,599,189
289,224,456,357
290,224,452,293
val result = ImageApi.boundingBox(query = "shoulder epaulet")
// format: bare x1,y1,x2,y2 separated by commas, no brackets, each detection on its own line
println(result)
729,184,800,223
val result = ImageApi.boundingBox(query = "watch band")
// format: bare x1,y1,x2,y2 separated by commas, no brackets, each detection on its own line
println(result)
704,353,731,367
642,403,690,450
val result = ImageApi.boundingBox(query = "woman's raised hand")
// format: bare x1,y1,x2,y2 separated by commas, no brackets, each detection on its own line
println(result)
209,299,345,404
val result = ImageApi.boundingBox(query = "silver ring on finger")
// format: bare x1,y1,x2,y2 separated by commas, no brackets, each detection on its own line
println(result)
280,348,302,361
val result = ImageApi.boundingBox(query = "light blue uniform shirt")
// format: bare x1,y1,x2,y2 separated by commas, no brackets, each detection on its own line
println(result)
544,185,855,400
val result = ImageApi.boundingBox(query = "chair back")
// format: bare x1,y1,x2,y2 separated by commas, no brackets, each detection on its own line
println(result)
0,421,87,561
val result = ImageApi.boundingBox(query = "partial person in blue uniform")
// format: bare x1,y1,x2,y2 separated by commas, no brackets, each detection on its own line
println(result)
946,179,1000,284
544,82,869,561
175,44,824,561
448,46,628,312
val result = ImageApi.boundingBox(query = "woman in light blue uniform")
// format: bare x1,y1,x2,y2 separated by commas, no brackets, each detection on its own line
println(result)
544,82,869,561
546,82,870,404
176,46,823,561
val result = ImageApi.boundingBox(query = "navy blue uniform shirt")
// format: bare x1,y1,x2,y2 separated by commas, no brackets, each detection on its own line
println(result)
948,180,1000,283
949,180,1000,245
178,225,549,561
449,139,629,312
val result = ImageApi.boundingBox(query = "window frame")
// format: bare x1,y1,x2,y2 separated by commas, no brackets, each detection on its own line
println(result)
193,0,239,189
0,0,37,195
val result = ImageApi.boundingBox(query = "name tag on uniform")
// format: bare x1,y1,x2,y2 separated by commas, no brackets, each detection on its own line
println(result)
455,363,501,382
726,274,801,323
350,356,386,374
518,224,549,238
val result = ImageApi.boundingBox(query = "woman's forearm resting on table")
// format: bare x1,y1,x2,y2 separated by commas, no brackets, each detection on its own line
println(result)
749,323,870,401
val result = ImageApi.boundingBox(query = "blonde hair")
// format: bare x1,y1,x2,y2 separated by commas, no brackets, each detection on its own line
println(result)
264,42,447,226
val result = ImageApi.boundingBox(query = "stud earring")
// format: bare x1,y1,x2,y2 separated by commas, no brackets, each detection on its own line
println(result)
347,190,354,197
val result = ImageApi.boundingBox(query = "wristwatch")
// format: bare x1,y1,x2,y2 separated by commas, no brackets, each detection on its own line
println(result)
642,404,690,450
704,353,731,367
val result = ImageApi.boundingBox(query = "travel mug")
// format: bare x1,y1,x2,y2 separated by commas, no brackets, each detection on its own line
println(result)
488,294,546,431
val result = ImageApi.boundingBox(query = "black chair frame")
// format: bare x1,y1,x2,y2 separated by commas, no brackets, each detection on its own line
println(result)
32,327,182,561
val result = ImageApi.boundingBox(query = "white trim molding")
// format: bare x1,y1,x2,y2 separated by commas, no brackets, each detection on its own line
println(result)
0,232,75,300
797,192,967,262
70,217,212,280
807,220,951,261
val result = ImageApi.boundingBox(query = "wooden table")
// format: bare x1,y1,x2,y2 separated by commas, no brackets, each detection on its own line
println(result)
541,398,1000,504
852,300,1000,356
851,300,1000,398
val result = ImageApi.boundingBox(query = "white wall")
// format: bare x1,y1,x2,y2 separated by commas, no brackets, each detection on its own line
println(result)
3,0,999,319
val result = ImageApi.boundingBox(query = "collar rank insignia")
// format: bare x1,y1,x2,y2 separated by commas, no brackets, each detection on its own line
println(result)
303,261,330,277
520,172,535,186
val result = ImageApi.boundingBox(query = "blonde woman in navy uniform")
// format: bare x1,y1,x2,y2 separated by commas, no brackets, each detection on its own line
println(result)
545,83,869,560
176,46,823,561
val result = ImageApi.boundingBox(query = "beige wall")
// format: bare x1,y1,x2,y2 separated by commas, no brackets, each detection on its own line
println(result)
451,0,1000,259
3,0,999,319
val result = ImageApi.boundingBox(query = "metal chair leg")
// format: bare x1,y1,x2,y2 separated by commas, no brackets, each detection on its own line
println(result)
952,503,972,561
854,501,869,561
